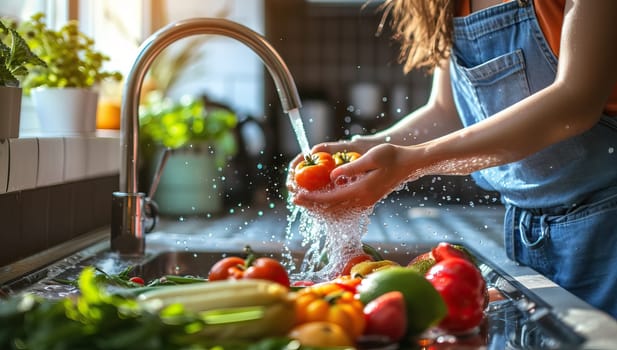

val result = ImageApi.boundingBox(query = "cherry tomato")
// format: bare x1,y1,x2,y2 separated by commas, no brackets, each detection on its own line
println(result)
294,152,336,191
129,276,145,285
208,255,290,287
333,151,361,167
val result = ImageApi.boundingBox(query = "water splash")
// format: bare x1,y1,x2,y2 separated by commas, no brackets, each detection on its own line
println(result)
284,198,372,282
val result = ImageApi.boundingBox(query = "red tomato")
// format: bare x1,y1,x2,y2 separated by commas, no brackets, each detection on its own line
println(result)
243,257,291,287
294,152,336,191
208,256,245,281
341,254,374,276
208,255,290,287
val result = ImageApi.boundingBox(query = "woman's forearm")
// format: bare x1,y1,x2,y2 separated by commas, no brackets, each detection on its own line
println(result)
412,81,606,177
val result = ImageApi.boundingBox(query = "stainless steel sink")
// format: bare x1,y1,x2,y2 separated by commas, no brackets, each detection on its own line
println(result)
132,249,306,281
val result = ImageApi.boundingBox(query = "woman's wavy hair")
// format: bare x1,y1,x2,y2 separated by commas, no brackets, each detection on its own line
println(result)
378,0,455,73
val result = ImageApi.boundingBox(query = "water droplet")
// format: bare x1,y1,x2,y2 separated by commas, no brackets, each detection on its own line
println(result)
609,147,614,154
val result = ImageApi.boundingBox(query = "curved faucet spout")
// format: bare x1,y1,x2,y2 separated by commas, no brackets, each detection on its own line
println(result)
111,18,302,255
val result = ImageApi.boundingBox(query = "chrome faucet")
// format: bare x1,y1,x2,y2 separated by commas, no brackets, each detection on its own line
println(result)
111,18,302,255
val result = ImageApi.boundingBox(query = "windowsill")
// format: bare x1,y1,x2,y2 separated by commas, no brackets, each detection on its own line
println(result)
0,131,120,194
0,94,121,194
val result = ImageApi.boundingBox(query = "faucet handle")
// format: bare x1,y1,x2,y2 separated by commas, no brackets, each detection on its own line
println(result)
143,196,159,233
148,148,172,201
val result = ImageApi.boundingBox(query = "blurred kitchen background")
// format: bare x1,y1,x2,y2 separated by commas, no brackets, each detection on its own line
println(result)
0,0,498,266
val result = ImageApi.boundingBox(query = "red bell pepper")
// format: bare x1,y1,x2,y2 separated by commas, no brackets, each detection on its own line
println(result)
425,256,486,333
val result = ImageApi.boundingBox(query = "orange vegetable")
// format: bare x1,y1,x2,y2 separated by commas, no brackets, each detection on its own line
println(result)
294,282,366,340
294,152,336,191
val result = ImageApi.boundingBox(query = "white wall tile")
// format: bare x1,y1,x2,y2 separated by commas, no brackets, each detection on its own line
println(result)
63,137,88,182
0,140,8,193
37,137,65,187
7,138,38,192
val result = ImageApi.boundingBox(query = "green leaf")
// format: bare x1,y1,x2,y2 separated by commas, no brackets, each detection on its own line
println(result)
8,27,46,69
0,59,18,86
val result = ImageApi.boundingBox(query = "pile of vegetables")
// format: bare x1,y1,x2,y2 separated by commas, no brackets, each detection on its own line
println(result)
0,242,489,349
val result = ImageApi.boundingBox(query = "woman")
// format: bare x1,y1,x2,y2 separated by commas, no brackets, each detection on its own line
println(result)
288,0,617,318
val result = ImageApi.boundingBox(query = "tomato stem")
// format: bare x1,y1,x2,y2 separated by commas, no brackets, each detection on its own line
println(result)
243,245,256,268
303,153,316,166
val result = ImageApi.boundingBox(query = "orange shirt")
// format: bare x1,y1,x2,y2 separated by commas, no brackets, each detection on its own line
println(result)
456,0,617,115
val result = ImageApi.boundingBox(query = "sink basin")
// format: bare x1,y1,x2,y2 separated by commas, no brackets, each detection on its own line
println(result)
131,242,436,282
132,249,306,281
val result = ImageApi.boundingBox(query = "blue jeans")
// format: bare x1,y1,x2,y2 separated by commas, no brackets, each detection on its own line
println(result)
505,186,617,317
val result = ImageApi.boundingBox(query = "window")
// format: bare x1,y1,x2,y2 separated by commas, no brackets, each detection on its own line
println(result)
4,0,266,135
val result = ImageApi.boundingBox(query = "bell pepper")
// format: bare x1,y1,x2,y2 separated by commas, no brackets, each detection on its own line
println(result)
294,282,366,340
425,257,486,333
349,260,400,278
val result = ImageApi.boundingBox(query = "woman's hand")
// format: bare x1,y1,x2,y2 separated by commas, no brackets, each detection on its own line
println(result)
285,137,377,195
289,143,420,213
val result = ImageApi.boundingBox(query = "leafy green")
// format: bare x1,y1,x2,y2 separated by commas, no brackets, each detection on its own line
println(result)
0,267,315,350
139,94,238,166
15,13,121,92
0,18,46,87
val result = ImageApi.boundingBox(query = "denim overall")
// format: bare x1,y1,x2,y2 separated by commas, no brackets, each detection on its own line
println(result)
449,0,617,317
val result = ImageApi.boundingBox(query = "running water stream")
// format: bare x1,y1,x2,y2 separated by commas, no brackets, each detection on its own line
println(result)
287,108,312,156
283,107,370,281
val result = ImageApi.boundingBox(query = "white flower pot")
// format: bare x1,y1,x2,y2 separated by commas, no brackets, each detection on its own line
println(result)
0,86,22,139
31,87,99,135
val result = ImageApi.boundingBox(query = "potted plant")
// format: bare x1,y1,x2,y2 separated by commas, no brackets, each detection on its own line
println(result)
139,92,239,216
17,13,122,134
0,19,45,139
